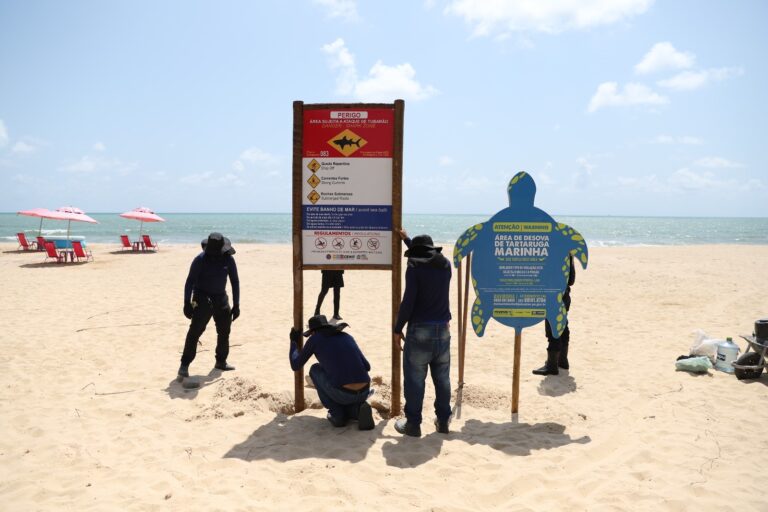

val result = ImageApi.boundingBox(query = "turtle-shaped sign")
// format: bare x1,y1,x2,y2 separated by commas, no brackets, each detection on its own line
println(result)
454,172,588,337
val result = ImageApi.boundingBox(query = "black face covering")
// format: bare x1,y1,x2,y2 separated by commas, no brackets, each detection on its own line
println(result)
205,236,224,256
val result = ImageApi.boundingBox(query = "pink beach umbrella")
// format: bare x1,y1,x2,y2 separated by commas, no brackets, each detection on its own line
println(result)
119,207,165,237
53,206,99,241
17,208,56,235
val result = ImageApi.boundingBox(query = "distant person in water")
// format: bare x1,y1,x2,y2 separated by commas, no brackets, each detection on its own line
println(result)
178,233,240,379
314,270,344,321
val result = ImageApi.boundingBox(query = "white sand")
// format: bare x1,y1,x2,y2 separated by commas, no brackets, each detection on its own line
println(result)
1,243,766,511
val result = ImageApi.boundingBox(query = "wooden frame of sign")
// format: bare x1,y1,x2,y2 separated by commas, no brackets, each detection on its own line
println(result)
292,100,404,416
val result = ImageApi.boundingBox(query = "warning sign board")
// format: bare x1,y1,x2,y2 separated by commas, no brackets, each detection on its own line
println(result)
296,106,398,266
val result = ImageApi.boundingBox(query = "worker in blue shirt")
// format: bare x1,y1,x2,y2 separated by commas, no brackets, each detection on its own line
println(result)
393,229,452,437
289,315,374,430
178,233,240,379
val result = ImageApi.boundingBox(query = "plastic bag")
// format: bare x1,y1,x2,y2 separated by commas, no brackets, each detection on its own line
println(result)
689,329,720,362
675,356,713,373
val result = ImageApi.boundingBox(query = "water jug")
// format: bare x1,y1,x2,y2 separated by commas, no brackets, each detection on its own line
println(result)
715,337,740,373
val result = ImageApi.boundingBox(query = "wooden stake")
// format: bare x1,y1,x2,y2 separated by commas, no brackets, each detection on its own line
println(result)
460,253,471,383
512,328,522,414
292,101,305,413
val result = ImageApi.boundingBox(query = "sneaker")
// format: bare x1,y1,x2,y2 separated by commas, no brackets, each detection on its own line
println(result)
357,402,374,431
394,418,421,437
327,412,347,428
434,417,450,434
177,365,189,381
214,362,236,371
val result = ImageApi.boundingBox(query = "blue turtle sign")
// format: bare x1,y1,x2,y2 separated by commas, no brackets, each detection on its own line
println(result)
454,172,588,337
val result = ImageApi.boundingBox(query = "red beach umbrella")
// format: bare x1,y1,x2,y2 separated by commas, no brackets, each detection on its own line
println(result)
119,207,165,238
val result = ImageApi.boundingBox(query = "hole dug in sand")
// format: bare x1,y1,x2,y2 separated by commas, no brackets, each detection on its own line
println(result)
191,377,321,419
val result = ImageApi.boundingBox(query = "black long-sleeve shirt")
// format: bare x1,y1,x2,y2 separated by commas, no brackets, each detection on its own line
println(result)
184,252,240,306
289,330,371,388
393,237,452,334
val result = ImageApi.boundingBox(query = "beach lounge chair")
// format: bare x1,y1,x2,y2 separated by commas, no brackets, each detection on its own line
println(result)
142,234,159,251
120,235,133,251
17,232,38,251
43,241,65,264
72,241,93,262
37,236,48,251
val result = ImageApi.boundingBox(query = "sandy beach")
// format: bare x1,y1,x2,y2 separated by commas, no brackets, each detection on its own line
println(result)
0,242,766,511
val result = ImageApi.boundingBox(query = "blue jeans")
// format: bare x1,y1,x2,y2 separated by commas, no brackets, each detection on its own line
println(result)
403,322,451,426
309,364,369,420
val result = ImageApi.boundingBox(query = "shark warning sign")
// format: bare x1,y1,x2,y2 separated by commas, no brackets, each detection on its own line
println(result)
300,108,395,265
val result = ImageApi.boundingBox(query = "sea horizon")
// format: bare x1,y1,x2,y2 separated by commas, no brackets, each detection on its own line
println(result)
4,212,767,247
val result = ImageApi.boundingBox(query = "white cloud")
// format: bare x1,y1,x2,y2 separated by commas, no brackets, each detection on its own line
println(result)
619,167,758,193
657,67,743,91
574,156,596,188
322,38,358,95
694,156,743,168
11,141,36,154
312,0,359,22
444,0,653,37
667,167,721,191
635,42,695,75
232,147,282,175
60,155,136,174
322,39,437,102
181,171,245,187
0,120,8,147
93,142,106,151
652,135,702,145
438,156,455,167
588,82,668,112
355,61,438,102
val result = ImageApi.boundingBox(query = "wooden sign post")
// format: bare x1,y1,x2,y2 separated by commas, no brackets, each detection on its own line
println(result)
292,100,404,415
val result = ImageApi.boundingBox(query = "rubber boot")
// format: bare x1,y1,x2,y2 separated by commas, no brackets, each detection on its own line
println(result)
559,342,569,370
532,350,559,376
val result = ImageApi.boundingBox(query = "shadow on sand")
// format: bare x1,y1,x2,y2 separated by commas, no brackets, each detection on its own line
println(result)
537,372,577,397
381,419,590,468
165,369,224,399
224,414,383,463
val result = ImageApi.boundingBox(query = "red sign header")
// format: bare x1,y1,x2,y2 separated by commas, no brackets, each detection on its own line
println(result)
303,108,394,158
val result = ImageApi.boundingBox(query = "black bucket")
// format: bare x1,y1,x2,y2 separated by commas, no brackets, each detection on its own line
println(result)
755,318,768,340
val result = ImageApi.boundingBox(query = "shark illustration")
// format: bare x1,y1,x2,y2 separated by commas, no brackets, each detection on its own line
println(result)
332,136,361,151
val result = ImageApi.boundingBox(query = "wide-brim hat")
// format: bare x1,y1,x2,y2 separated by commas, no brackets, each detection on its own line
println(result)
201,232,236,255
303,314,349,337
404,234,442,259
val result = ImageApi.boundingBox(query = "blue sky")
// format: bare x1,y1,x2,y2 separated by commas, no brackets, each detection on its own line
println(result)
1,0,766,216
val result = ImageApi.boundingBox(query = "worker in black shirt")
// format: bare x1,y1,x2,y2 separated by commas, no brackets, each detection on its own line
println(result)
178,233,240,379
533,253,576,376
289,315,374,430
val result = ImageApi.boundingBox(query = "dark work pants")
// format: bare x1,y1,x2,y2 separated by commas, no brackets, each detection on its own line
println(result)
545,292,571,352
181,294,232,366
314,285,340,317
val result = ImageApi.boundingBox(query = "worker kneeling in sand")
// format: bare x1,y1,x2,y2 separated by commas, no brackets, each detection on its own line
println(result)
289,315,375,430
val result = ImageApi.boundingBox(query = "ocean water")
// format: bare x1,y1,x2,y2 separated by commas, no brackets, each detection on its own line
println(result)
3,213,767,246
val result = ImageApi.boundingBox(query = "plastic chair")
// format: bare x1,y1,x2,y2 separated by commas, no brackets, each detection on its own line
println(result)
37,236,48,251
142,234,159,251
71,241,93,262
120,235,132,251
43,241,65,264
17,232,38,251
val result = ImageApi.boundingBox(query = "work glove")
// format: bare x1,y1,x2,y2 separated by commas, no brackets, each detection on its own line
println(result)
290,328,301,344
231,305,240,322
183,302,194,319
